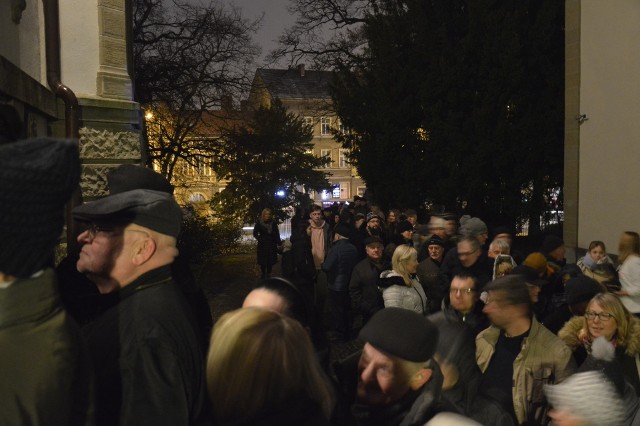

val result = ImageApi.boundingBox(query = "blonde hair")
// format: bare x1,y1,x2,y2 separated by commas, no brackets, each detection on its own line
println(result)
207,308,334,423
260,208,273,221
392,244,417,286
619,232,640,264
583,293,631,346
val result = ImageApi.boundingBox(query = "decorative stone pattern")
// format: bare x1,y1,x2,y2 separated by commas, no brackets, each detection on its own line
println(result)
79,127,140,159
79,164,112,198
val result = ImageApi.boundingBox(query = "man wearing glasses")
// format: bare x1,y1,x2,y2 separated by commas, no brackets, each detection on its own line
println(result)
429,272,489,336
440,236,493,291
476,275,575,425
73,189,207,425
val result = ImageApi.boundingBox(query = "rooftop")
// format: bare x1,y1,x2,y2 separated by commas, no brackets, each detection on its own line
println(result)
255,66,333,100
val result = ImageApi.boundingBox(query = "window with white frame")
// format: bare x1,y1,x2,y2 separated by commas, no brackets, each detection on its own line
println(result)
304,116,314,133
320,149,332,166
320,117,331,135
339,149,349,168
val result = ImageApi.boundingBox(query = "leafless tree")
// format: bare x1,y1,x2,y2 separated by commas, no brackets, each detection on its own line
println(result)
267,0,372,69
133,0,261,180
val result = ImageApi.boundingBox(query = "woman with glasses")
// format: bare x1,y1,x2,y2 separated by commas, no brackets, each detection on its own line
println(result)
558,293,640,395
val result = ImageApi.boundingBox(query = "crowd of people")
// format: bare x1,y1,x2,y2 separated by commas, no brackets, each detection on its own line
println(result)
3,137,640,426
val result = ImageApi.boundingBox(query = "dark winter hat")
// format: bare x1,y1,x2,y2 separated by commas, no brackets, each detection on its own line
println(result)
333,223,351,238
354,213,366,221
397,220,414,234
359,307,439,362
364,236,384,246
73,189,182,238
542,234,564,254
107,164,174,195
564,275,603,306
0,138,80,277
366,212,382,223
426,236,446,248
511,264,547,287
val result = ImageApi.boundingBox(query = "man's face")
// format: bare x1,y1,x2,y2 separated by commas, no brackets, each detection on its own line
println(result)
357,343,412,406
457,241,480,267
76,222,125,283
428,244,444,262
449,276,477,314
309,210,323,225
406,215,417,226
366,243,383,262
482,290,513,329
367,217,381,230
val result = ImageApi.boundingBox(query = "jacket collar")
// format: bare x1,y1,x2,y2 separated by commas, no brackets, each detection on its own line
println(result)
0,268,61,329
118,265,173,301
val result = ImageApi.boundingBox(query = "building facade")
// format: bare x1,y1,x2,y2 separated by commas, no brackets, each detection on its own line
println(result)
247,65,366,207
564,0,640,254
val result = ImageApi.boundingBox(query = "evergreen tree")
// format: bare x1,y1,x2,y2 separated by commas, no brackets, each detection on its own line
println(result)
212,99,331,223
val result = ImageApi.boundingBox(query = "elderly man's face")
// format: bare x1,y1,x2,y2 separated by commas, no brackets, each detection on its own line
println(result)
428,244,444,262
357,343,412,406
76,222,125,284
365,243,384,262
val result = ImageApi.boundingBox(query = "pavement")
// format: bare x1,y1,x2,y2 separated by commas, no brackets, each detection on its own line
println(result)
196,249,362,363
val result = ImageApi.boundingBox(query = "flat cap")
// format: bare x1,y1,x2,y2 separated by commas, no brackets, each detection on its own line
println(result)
73,189,182,238
359,307,439,362
364,236,384,246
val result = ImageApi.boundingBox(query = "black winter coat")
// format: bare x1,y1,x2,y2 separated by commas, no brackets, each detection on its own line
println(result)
253,220,281,267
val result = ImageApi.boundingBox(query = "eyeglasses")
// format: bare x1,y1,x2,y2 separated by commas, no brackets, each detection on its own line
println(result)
584,311,614,322
458,249,478,257
81,223,121,241
450,287,475,295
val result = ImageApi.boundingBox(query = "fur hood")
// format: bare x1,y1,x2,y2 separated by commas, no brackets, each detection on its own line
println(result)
379,270,407,289
558,314,640,356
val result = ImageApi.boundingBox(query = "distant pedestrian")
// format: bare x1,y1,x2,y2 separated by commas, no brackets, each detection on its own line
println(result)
253,208,282,278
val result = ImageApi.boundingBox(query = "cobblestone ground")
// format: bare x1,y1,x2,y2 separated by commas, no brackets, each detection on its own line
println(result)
196,249,362,363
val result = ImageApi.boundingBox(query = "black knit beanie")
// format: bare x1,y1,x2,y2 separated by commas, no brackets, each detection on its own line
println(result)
0,138,80,277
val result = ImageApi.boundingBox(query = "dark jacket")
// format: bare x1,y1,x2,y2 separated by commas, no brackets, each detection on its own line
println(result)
439,248,493,291
83,266,207,426
253,220,281,267
292,220,331,281
322,238,359,292
0,269,93,426
416,257,444,313
429,297,489,338
349,257,389,321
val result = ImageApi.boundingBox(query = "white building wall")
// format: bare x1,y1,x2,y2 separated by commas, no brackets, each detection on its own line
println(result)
60,0,100,97
577,1,640,253
0,0,44,84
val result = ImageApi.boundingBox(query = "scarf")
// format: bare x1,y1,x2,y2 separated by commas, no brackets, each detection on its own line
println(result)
308,219,326,269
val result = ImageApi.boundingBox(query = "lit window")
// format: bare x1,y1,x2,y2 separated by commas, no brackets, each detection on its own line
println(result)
320,117,331,135
339,149,349,168
332,186,341,198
